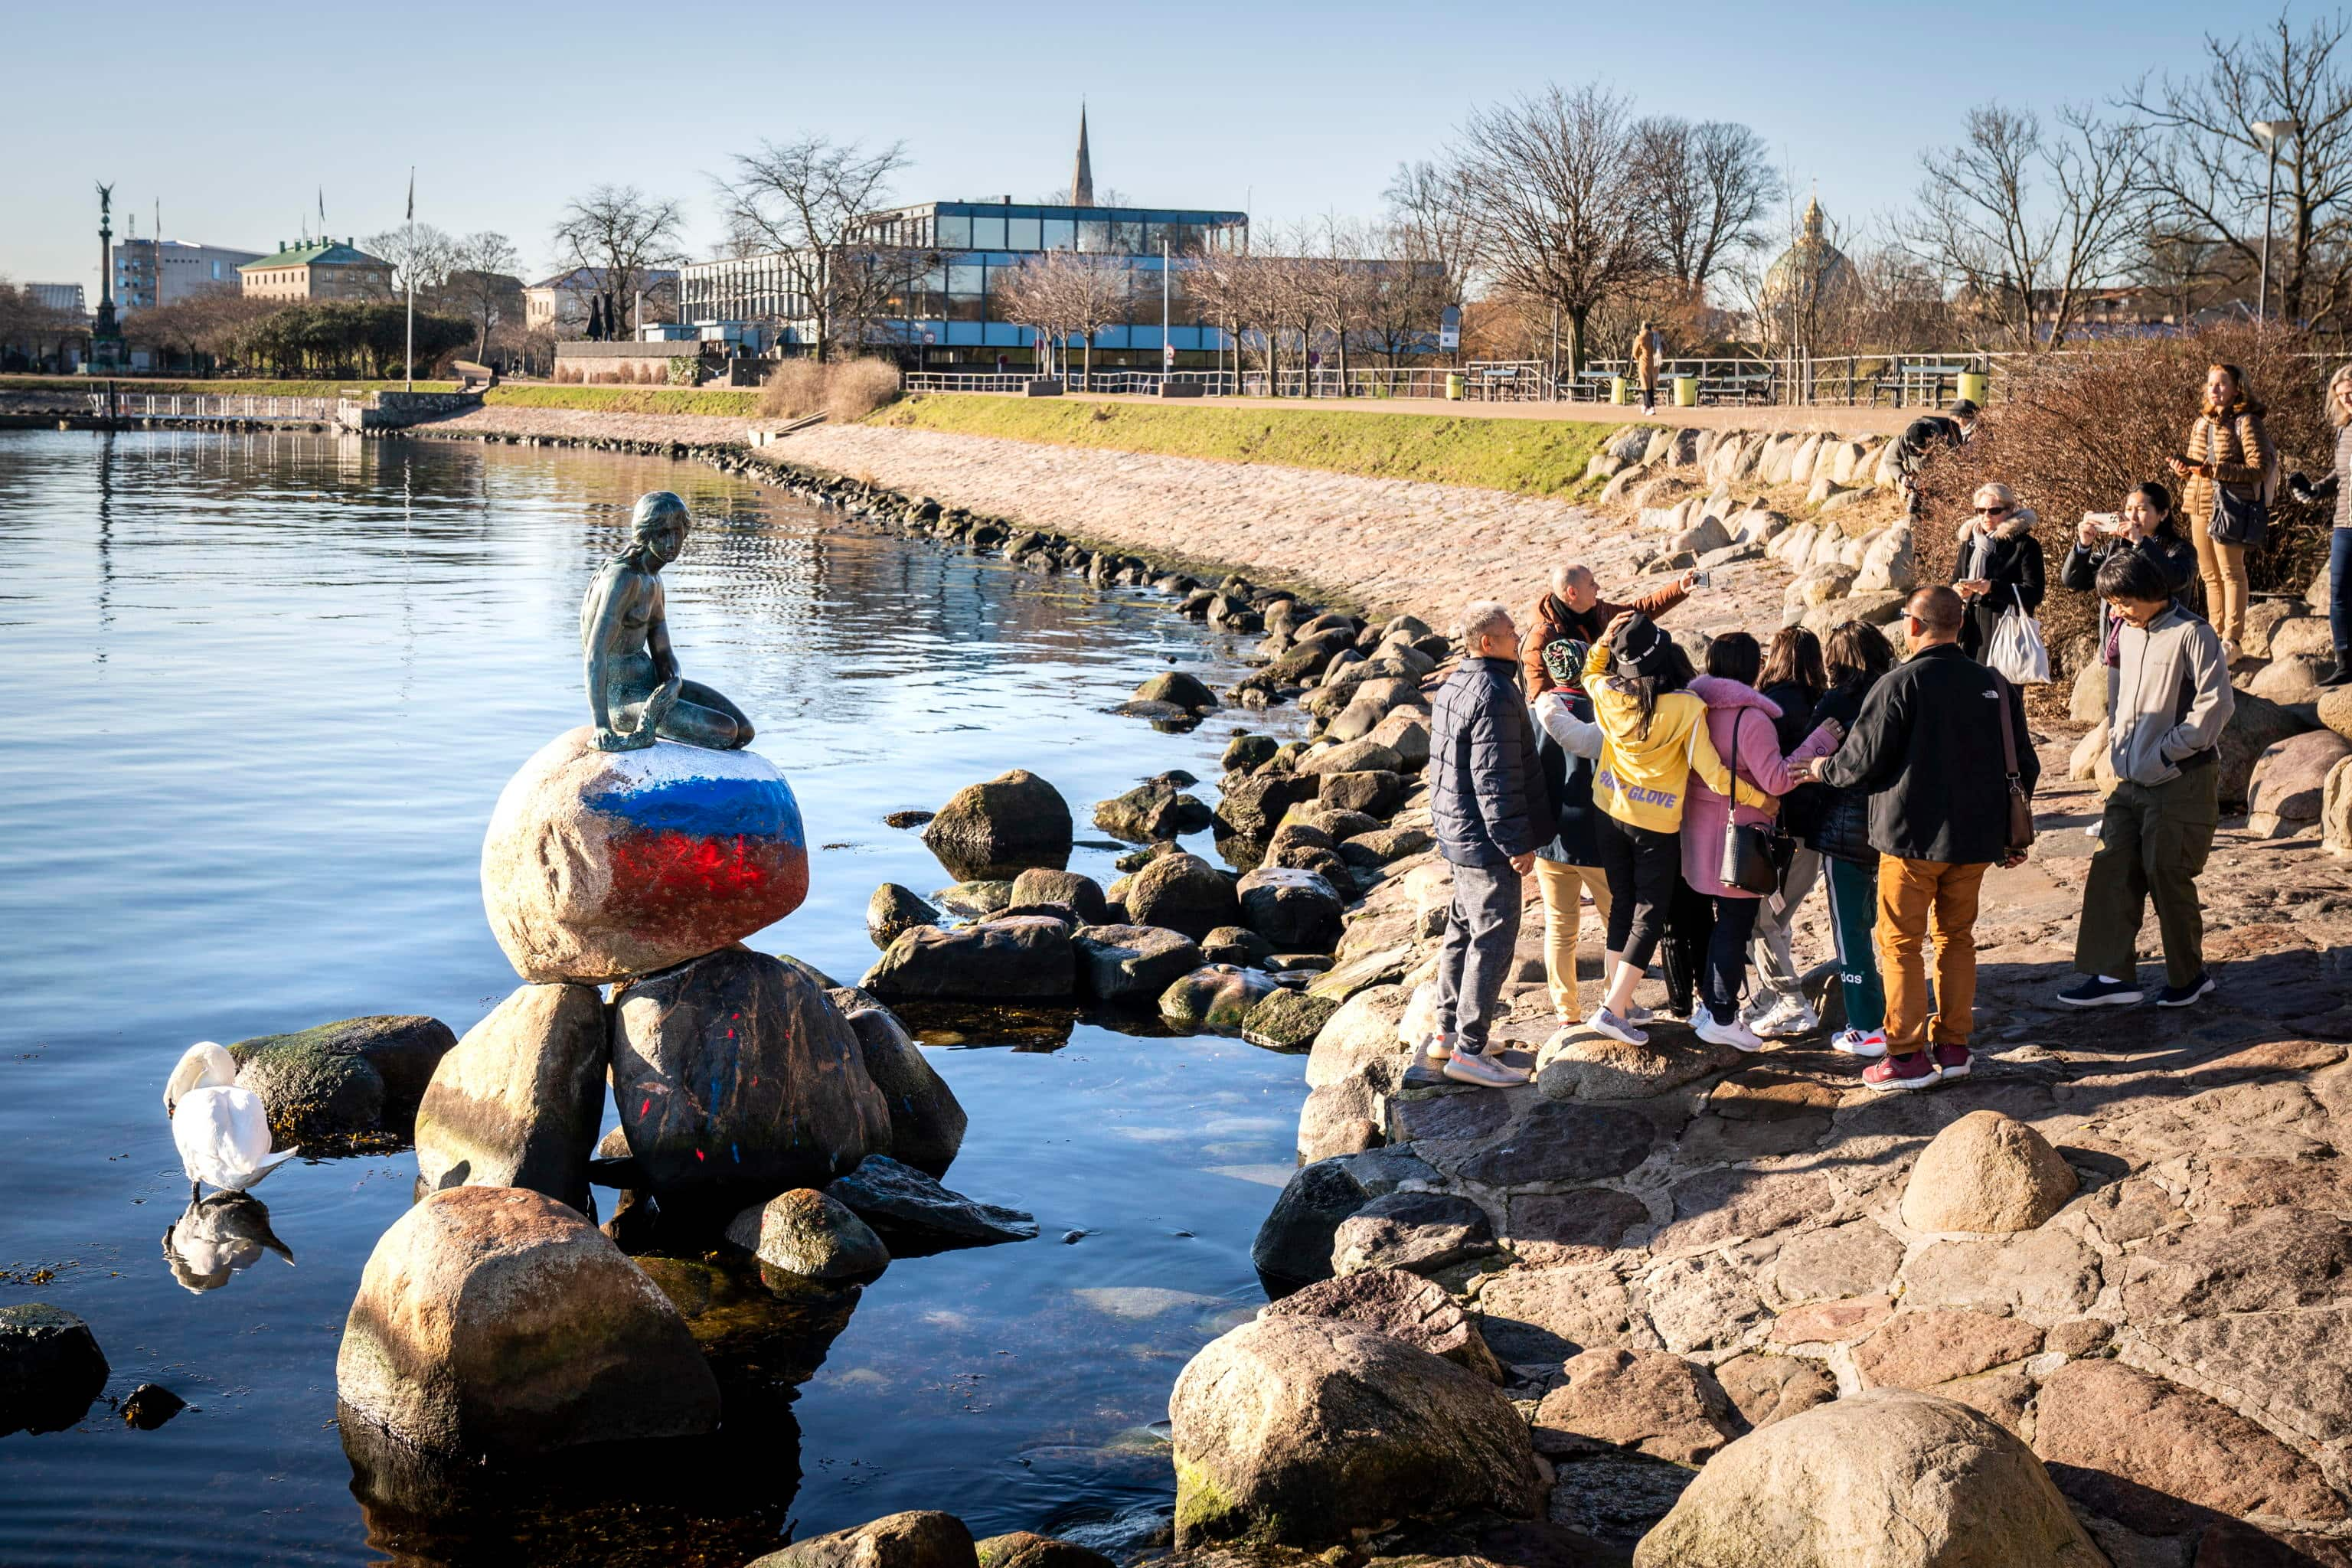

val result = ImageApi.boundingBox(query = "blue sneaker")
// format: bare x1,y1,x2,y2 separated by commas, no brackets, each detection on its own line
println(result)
2058,975,2143,1008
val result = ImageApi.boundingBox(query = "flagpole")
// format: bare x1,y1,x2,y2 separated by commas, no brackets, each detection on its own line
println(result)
404,167,416,391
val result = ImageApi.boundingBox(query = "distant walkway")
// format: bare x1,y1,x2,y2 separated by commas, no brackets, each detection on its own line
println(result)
991,389,1914,437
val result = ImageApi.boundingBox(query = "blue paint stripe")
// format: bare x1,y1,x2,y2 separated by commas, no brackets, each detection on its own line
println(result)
583,775,805,844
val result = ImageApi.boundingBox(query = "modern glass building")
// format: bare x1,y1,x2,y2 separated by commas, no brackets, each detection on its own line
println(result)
676,199,1250,364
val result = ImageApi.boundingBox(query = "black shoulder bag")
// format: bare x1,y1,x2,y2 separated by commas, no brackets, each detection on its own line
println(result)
2206,416,2270,548
1718,710,1785,896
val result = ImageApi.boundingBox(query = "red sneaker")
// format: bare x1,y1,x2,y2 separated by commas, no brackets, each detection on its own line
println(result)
1932,1044,1971,1080
1863,1051,1941,1093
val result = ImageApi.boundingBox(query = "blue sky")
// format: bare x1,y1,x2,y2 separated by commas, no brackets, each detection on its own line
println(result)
1,0,2285,292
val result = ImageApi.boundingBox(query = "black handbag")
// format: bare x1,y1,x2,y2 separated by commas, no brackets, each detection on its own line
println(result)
1718,710,1784,896
2204,419,2270,547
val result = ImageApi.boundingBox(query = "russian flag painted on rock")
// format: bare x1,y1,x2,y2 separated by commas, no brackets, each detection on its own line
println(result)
482,727,810,984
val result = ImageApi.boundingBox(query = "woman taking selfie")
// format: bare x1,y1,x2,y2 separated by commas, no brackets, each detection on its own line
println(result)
2170,362,2275,653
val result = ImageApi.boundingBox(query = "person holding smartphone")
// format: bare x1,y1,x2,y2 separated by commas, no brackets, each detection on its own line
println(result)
2061,482,2197,668
1952,482,2047,662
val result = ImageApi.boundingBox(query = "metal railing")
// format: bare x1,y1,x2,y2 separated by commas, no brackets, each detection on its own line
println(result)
89,393,341,422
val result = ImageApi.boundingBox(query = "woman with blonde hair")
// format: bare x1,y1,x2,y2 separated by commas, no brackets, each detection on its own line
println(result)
2289,362,2352,687
1952,481,2046,662
2170,362,2275,652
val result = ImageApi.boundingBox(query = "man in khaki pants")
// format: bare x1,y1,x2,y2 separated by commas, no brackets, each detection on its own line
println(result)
1793,587,2037,1090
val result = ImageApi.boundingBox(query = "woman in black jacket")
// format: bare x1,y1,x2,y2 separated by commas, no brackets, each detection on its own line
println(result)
1953,482,2047,661
2061,481,2198,667
1803,622,1898,1057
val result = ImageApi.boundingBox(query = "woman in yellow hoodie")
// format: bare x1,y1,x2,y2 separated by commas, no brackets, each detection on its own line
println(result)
1583,613,1769,1046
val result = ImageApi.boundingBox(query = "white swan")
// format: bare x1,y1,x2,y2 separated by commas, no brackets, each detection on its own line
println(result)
165,1041,299,1200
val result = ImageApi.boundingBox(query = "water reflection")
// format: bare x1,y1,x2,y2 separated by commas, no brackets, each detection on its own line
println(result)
161,1193,295,1293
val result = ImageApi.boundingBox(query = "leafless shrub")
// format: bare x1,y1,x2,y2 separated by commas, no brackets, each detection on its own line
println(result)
1919,321,2331,665
760,358,901,421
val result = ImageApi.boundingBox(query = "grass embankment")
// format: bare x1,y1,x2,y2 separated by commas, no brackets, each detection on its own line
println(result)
482,385,766,417
872,394,1618,500
0,376,459,396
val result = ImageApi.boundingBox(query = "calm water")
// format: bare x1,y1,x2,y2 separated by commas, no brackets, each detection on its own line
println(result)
0,429,1312,1566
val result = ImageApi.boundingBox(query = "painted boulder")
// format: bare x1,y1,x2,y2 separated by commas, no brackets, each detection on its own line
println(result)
482,727,809,984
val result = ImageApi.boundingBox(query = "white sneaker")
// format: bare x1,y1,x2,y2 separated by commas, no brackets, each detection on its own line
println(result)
1419,1033,1452,1062
1586,1007,1649,1047
1831,1028,1888,1058
1693,1014,1769,1053
1756,1001,1821,1040
1442,1047,1530,1087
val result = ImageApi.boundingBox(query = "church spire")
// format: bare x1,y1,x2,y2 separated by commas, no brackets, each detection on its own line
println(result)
1071,103,1095,208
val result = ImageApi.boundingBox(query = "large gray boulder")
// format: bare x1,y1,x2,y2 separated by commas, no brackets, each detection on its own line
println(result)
1632,1388,2105,1567
861,917,1076,1001
2249,728,2352,837
1070,923,1203,1002
1093,775,1215,843
1236,867,1345,950
414,982,609,1212
612,946,890,1200
0,1303,109,1436
1007,868,1112,925
335,1187,719,1459
1122,852,1243,938
1168,1315,1545,1547
2218,690,2314,810
921,769,1073,880
844,1005,966,1176
229,1014,456,1145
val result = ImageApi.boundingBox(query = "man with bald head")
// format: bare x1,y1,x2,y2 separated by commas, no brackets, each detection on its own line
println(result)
1794,586,2038,1093
1523,564,1697,697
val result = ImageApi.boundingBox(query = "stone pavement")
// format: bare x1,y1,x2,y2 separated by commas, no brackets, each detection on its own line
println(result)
1280,731,2352,1565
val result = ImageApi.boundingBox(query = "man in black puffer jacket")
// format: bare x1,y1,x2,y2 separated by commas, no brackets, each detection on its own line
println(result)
1425,599,1544,1087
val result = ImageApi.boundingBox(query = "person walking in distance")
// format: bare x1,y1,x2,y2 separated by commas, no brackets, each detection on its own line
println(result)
1792,587,2038,1090
1528,639,1615,1023
2288,361,2352,687
1952,482,2047,662
1802,622,1900,1057
2170,362,2275,654
1676,632,1844,1052
1632,320,1666,416
2059,550,2233,1010
1747,627,1831,1037
1582,613,1771,1047
1423,601,1545,1086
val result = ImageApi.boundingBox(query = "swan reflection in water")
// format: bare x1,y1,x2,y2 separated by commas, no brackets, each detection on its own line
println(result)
164,1192,295,1293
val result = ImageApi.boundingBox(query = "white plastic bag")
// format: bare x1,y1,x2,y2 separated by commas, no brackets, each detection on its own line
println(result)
1988,599,2051,685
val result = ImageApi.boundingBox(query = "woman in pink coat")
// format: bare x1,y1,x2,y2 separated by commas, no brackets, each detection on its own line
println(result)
1679,632,1841,1052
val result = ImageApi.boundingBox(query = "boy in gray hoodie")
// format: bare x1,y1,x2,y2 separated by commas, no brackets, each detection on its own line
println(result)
2060,550,2234,1009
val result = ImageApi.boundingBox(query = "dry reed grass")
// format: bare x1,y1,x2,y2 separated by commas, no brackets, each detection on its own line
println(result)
760,358,903,423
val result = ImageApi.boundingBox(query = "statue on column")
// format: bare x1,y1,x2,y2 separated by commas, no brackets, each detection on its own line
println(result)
580,491,755,752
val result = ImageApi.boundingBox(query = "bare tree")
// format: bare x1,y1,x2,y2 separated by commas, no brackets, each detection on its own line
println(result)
1451,83,1661,376
1634,118,1782,300
713,134,923,361
1903,103,2145,348
1383,159,1478,309
988,253,1075,375
363,222,458,301
2125,11,2352,326
443,230,522,361
550,185,686,338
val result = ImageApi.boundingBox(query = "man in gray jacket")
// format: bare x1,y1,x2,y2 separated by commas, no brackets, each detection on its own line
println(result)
1425,599,1544,1087
2061,550,2235,1009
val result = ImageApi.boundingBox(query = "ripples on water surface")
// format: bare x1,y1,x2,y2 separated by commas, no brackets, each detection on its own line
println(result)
0,429,1313,1566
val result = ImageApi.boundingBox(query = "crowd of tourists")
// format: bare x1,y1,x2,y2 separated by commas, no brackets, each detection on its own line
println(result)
1419,361,2334,1094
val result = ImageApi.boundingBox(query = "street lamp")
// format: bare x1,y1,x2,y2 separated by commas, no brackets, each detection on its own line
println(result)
2252,118,2300,322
